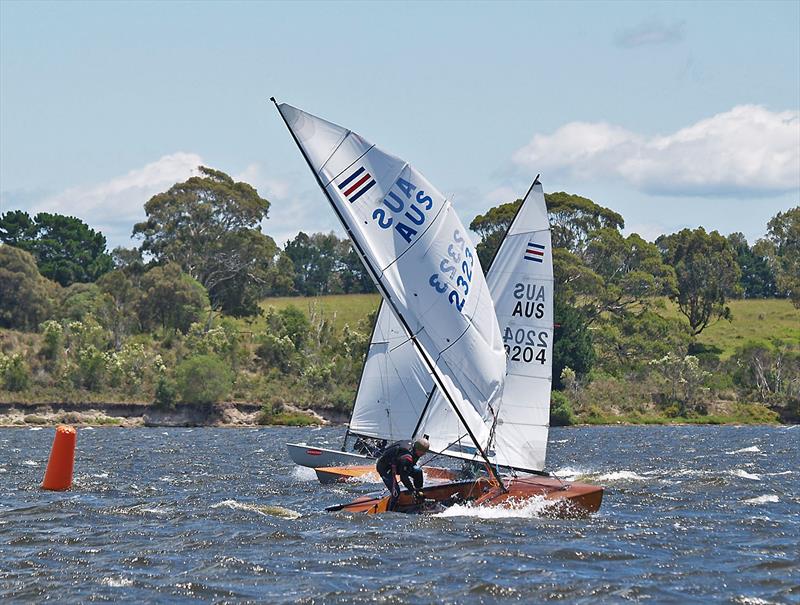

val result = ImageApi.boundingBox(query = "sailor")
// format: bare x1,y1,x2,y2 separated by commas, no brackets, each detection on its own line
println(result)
376,438,430,511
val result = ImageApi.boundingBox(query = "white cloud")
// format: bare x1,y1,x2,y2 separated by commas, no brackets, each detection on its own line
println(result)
234,163,290,201
513,105,800,197
615,19,685,48
30,152,204,247
483,185,518,205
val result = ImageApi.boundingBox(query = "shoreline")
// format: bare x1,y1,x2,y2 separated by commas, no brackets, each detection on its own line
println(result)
0,400,791,428
0,401,332,428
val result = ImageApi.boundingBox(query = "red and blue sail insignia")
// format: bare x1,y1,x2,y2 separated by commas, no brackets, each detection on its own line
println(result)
337,166,376,203
524,242,546,263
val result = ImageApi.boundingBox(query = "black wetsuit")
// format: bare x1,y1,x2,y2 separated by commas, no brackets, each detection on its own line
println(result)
375,441,423,509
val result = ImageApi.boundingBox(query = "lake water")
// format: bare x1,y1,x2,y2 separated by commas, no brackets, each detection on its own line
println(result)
1,425,798,603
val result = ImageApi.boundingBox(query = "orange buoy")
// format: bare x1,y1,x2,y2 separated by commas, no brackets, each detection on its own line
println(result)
41,425,77,491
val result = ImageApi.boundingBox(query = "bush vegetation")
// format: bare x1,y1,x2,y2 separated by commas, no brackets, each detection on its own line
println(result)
0,168,797,426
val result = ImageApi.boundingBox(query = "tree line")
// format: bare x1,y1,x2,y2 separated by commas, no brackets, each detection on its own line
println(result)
0,166,798,423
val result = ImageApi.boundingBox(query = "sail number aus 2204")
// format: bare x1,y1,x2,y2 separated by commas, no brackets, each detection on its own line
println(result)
503,327,548,364
428,230,473,313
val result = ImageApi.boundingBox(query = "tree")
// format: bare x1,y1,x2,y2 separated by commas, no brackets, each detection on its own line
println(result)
552,294,595,389
582,229,677,321
546,192,624,256
0,211,112,286
0,245,56,330
58,283,106,322
727,232,778,299
176,354,233,407
757,207,800,307
138,263,209,333
132,166,275,315
283,231,371,296
96,270,141,348
657,228,742,335
111,246,147,277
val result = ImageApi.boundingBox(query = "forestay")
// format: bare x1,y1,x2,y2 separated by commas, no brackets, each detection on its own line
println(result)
275,102,506,449
415,180,554,472
348,301,434,441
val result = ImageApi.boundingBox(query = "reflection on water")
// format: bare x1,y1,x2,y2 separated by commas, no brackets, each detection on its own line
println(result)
1,425,798,603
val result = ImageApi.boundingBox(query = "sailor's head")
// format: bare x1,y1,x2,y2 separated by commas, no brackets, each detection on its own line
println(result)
412,437,430,456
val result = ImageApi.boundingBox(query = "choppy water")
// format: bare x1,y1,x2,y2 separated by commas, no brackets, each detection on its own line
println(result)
1,425,798,603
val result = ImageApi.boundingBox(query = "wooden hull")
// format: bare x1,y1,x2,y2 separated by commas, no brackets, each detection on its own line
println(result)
327,476,603,517
315,465,459,485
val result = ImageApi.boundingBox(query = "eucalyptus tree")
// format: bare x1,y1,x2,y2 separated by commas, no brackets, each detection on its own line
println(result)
133,166,278,316
656,227,742,335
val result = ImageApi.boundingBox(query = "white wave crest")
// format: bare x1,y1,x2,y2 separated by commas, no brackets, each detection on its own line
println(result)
349,471,382,484
727,446,762,454
28,427,43,431
100,577,133,588
292,466,318,482
595,471,647,482
23,460,38,466
731,469,762,481
435,496,555,519
743,494,779,505
211,499,301,519
552,467,586,482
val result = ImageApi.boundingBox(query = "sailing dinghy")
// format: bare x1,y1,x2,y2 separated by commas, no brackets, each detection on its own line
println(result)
286,298,435,470
272,100,602,516
311,178,547,485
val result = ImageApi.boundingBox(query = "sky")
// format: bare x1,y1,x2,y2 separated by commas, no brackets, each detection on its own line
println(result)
1,0,798,251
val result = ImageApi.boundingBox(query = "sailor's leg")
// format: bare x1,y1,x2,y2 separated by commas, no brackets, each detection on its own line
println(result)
380,469,400,511
411,465,424,491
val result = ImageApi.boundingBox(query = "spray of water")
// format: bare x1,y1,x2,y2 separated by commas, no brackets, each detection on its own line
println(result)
434,495,557,519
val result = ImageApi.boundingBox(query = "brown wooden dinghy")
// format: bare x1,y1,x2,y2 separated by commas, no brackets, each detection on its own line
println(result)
327,475,603,517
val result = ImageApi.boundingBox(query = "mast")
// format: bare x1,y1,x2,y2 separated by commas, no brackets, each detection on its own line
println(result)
271,98,505,489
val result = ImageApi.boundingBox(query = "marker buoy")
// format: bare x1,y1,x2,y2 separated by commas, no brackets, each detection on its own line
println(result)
42,425,77,491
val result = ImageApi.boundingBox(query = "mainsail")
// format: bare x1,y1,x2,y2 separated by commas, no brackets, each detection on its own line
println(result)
415,179,554,472
273,101,506,463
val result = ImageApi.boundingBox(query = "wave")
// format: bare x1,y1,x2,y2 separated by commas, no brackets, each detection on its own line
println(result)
552,467,647,483
291,466,318,482
23,460,38,466
435,496,556,519
743,494,779,505
100,577,133,588
727,446,762,454
551,466,587,482
595,471,647,482
730,469,762,481
211,499,301,519
28,427,43,431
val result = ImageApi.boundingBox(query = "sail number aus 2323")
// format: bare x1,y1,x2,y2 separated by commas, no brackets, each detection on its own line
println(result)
428,230,473,313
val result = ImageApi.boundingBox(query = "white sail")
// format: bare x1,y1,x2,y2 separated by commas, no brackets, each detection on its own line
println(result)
486,179,553,471
276,102,506,448
416,180,553,471
348,301,434,441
